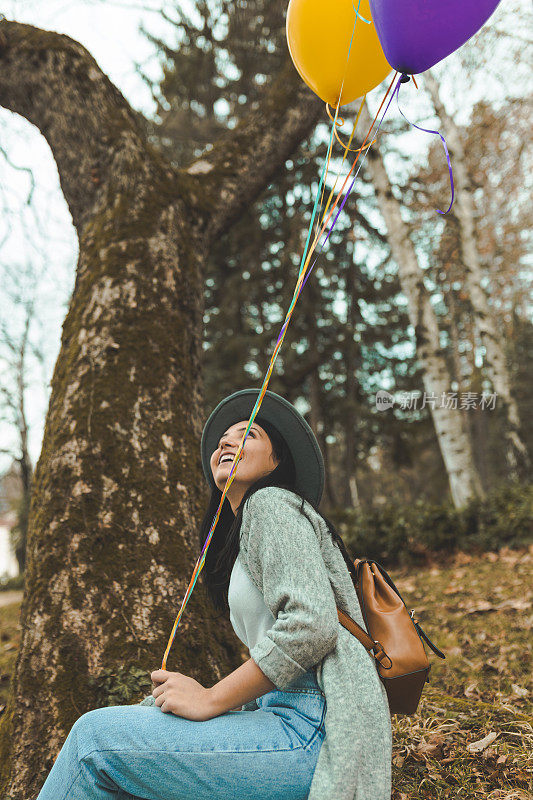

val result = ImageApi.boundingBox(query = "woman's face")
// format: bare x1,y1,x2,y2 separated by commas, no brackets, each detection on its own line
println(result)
210,420,279,495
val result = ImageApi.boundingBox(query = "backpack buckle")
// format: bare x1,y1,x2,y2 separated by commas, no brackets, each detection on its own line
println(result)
372,641,393,670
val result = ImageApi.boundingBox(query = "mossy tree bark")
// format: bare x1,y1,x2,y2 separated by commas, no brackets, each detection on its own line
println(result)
0,20,322,798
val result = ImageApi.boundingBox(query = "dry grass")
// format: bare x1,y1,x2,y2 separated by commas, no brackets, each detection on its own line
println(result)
390,545,532,798
0,546,531,797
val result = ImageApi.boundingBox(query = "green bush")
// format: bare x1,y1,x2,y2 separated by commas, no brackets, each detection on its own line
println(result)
330,482,532,567
0,574,24,592
458,482,533,552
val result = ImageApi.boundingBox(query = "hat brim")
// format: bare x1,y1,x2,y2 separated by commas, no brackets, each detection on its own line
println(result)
201,389,324,506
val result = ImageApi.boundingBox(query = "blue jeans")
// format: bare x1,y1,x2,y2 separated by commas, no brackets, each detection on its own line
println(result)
36,669,326,800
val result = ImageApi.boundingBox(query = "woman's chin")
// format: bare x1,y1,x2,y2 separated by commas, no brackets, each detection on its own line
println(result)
214,473,253,493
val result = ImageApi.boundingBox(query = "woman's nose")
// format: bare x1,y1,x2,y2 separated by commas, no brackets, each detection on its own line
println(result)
220,431,246,453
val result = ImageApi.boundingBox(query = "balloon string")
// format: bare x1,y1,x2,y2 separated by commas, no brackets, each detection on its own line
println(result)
396,75,454,215
325,99,376,153
298,73,401,297
163,10,370,670
267,74,399,383
160,100,342,670
315,98,366,241
313,0,363,239
313,108,342,243
266,77,399,372
351,0,371,23
301,71,398,277
160,75,399,673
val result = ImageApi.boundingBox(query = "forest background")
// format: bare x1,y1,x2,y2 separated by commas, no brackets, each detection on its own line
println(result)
0,0,531,798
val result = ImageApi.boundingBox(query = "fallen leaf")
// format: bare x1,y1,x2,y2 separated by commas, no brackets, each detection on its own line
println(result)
464,600,496,614
494,598,532,612
510,684,529,698
467,731,498,753
444,584,461,595
447,646,462,656
416,736,445,757
500,547,522,564
454,553,473,566
396,580,416,593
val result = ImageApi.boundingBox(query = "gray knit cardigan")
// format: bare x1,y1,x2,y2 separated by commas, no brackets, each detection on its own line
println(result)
142,486,392,799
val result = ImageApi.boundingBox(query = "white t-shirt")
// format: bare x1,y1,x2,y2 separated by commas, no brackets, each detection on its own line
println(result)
228,552,275,650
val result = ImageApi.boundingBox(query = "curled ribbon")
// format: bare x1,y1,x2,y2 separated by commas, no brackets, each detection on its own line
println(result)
396,73,455,215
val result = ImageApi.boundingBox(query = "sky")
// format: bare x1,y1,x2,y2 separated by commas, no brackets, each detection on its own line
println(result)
0,0,530,474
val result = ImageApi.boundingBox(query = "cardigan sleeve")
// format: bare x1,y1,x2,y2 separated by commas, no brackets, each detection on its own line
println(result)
239,487,339,689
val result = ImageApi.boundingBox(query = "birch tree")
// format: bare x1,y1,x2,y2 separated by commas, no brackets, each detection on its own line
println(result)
424,71,530,478
363,111,482,507
0,18,322,798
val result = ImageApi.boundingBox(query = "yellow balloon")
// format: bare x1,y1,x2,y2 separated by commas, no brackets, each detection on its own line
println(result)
286,0,392,106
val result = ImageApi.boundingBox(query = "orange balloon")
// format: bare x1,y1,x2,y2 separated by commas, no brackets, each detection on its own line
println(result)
287,0,392,106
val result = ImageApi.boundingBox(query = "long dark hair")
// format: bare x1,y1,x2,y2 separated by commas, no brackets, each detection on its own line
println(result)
199,416,356,612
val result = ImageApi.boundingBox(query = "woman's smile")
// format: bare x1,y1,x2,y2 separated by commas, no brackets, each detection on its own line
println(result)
209,420,279,511
217,454,238,467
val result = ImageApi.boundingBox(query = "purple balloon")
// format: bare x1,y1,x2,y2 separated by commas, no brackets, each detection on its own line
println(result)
369,0,502,74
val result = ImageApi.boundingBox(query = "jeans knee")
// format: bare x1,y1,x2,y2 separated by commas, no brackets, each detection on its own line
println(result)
70,707,113,758
72,707,103,732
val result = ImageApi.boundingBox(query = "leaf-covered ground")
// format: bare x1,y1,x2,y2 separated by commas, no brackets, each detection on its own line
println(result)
391,545,532,799
0,547,531,798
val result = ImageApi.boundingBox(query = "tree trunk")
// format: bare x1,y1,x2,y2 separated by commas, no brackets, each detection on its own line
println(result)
424,71,530,478
304,281,339,508
364,117,482,507
0,20,322,798
342,233,361,508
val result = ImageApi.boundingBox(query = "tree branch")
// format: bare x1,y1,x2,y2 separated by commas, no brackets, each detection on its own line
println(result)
0,20,323,248
182,58,323,242
0,19,169,233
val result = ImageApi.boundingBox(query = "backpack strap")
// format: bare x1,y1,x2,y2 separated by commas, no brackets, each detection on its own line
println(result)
413,620,446,659
337,607,393,669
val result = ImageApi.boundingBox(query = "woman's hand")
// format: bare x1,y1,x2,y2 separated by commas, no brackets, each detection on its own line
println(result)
150,669,217,721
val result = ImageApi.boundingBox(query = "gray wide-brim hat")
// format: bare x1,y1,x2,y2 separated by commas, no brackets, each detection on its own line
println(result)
201,389,324,506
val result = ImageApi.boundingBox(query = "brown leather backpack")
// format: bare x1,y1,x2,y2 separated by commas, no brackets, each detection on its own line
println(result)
337,558,446,715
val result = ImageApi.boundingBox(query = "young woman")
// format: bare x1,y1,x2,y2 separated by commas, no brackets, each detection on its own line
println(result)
37,389,392,800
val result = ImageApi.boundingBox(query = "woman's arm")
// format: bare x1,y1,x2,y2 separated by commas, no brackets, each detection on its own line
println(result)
149,658,275,720
208,656,276,715
239,487,339,690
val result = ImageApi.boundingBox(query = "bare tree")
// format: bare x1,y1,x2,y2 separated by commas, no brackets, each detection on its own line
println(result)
341,230,362,508
0,261,48,573
0,17,322,797
424,71,530,478
363,109,483,507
